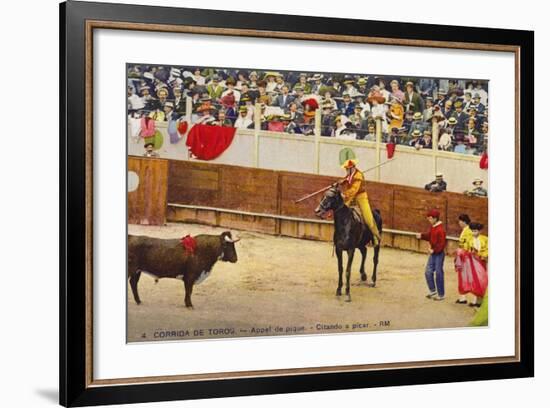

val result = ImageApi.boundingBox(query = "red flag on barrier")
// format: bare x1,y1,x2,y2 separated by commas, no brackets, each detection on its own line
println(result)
185,124,236,160
386,142,396,159
177,120,188,136
479,151,488,169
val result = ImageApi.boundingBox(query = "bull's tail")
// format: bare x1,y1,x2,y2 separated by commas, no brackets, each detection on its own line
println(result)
128,269,142,305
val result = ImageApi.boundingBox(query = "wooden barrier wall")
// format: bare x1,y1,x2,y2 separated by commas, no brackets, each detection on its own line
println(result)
162,159,488,253
128,157,168,225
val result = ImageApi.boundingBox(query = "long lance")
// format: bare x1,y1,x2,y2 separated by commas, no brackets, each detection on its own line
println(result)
294,158,396,204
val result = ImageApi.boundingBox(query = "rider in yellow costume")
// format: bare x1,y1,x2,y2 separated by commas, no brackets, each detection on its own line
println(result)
340,159,381,246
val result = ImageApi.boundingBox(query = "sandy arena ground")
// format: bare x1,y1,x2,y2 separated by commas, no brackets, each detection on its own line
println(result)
127,223,482,342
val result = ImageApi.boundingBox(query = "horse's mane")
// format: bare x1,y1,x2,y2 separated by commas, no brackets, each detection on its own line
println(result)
326,185,341,198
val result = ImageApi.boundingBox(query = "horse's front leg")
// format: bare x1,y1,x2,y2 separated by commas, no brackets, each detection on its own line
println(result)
345,248,355,302
358,246,367,282
335,247,343,297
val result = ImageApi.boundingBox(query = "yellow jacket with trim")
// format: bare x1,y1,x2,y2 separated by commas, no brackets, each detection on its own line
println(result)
459,226,473,250
342,169,367,206
467,234,488,260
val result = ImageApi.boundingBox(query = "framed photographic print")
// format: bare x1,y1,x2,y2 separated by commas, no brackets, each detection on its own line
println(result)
60,0,534,406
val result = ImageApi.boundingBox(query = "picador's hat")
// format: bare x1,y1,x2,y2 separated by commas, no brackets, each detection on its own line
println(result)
339,147,357,169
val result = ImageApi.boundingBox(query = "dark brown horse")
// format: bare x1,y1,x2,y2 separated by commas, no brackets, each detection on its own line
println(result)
314,185,382,302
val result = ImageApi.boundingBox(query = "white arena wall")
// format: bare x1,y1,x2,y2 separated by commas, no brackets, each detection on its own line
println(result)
128,121,488,193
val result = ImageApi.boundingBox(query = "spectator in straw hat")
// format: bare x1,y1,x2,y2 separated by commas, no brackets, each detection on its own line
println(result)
356,77,368,95
452,100,469,128
470,93,486,117
155,87,169,107
264,71,280,93
143,142,160,158
425,172,447,193
234,105,253,129
340,92,356,116
343,76,358,97
319,102,336,136
139,84,152,99
163,101,177,122
309,73,324,94
409,111,427,136
409,129,423,148
436,89,447,109
348,105,366,127
446,116,458,135
416,209,447,301
417,129,433,149
464,178,488,197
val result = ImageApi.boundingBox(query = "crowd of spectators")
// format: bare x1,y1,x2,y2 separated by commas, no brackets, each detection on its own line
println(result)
128,64,489,156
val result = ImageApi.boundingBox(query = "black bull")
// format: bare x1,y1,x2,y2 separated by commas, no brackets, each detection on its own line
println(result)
314,185,382,302
127,231,239,308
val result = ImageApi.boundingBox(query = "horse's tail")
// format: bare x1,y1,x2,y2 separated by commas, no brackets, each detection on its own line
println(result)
373,208,383,233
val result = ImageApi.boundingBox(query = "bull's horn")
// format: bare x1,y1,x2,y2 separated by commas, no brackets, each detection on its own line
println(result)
224,234,241,243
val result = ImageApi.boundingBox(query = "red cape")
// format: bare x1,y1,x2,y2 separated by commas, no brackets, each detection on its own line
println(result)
186,124,236,160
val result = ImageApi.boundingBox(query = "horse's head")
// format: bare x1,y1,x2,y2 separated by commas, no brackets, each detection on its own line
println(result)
315,184,343,218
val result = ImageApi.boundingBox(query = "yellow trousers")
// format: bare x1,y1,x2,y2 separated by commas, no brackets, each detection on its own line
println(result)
355,192,381,241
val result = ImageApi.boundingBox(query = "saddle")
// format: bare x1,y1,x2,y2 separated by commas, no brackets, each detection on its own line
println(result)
350,206,365,225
